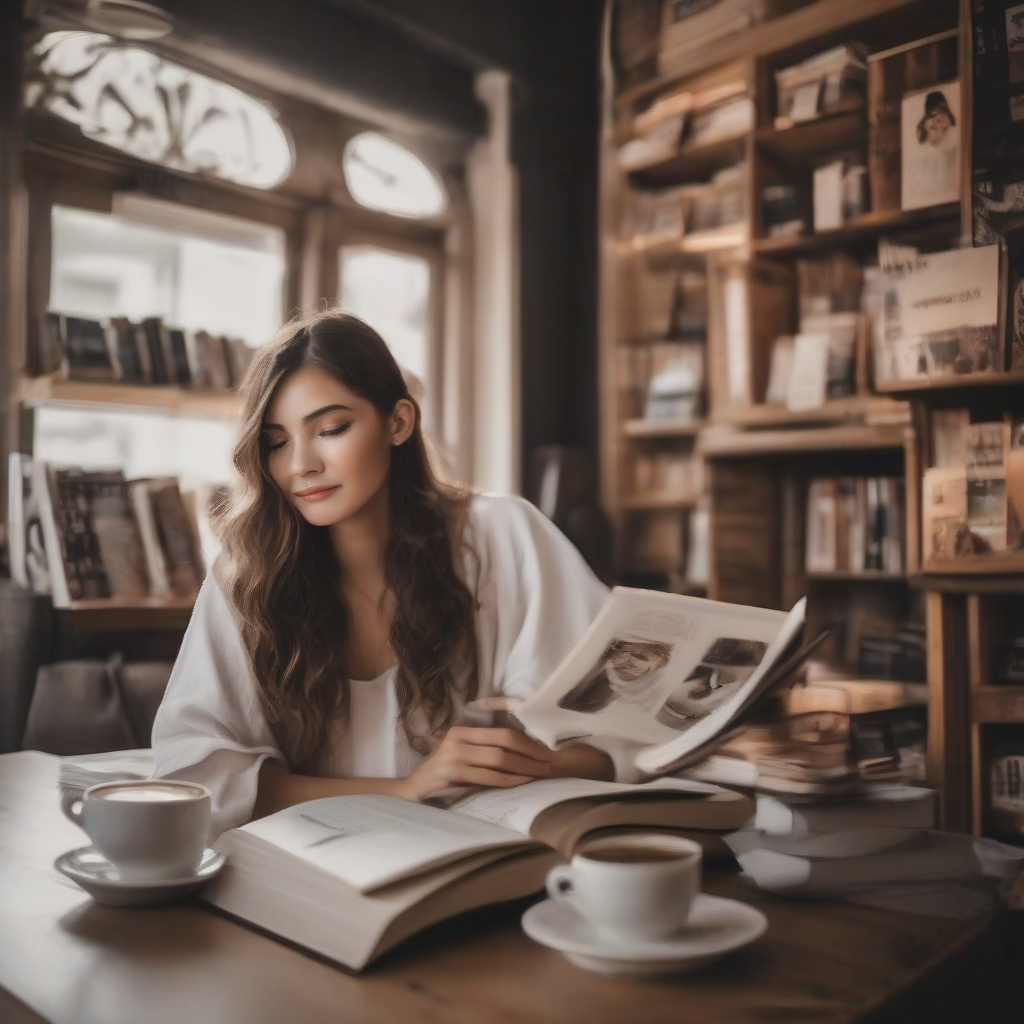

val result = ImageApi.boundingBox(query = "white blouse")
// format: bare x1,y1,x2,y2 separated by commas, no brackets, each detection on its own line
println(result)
152,494,641,837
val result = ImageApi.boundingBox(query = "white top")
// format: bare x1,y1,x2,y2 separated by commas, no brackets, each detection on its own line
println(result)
152,494,642,837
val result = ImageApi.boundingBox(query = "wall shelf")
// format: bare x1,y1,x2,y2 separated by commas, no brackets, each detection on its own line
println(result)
714,396,910,429
700,422,907,457
806,570,908,583
875,370,1024,396
972,687,1024,725
621,492,697,510
752,203,960,257
629,134,748,187
20,376,241,420
756,108,866,165
56,598,196,631
623,417,704,439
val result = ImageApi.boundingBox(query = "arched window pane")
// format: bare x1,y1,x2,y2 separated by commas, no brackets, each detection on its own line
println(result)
27,32,293,189
339,246,431,385
343,132,446,219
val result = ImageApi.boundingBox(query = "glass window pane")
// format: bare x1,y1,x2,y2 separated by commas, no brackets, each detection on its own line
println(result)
50,199,286,347
339,246,431,385
32,406,236,486
342,133,446,219
28,32,293,189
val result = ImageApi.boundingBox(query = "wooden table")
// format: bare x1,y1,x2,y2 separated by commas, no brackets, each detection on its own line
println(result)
0,751,1014,1024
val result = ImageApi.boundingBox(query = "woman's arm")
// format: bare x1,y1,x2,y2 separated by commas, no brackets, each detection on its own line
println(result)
253,730,614,818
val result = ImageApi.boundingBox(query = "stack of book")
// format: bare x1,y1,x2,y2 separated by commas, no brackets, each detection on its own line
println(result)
774,43,867,129
8,455,206,607
45,312,256,390
805,477,905,575
643,341,705,420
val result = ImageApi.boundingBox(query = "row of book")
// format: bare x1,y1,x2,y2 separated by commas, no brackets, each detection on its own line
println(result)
923,412,1024,563
805,476,905,575
633,450,703,499
7,454,211,608
44,312,257,390
619,341,705,422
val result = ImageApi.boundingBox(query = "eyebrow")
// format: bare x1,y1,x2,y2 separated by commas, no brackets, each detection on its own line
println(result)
263,404,353,430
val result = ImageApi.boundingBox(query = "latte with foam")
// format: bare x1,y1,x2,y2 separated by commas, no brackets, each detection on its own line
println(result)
94,783,205,803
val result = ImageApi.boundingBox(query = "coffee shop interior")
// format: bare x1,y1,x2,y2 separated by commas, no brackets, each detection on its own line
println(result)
4,0,1024,1020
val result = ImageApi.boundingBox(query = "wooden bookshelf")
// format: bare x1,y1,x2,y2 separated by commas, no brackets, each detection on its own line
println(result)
601,0,984,832
20,376,242,420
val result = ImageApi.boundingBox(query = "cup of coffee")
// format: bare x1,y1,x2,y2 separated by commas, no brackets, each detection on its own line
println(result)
545,833,701,943
61,780,211,883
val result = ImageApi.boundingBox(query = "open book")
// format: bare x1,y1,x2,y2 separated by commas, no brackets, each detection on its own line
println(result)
204,776,753,970
514,588,810,776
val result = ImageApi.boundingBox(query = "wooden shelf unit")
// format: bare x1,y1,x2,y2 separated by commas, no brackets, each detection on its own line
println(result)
601,0,982,827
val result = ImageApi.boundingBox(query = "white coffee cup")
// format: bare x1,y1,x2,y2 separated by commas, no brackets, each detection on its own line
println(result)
545,833,702,943
61,779,211,883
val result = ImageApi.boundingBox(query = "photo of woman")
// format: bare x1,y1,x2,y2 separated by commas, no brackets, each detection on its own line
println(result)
901,81,961,211
556,636,674,715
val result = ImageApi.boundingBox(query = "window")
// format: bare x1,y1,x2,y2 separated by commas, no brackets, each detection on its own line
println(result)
339,246,432,388
26,32,293,189
50,197,286,346
342,132,446,219
38,197,288,484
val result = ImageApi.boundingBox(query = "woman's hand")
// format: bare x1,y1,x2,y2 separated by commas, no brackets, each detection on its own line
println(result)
396,727,555,802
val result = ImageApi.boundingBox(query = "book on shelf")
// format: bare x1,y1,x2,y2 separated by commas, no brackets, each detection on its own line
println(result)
32,464,149,606
205,776,753,970
805,476,904,575
773,43,866,129
900,80,961,212
875,242,1002,385
634,265,680,339
643,342,704,420
30,463,206,607
632,450,702,498
761,184,805,238
225,338,256,387
618,115,686,172
168,328,192,386
110,317,143,384
62,317,117,381
140,318,169,385
512,586,813,776
922,416,1024,561
685,96,754,147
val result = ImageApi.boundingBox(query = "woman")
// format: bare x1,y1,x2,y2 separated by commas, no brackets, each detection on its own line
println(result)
152,310,631,837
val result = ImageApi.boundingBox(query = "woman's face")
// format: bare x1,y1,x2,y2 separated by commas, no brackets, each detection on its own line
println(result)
262,364,415,528
924,109,952,146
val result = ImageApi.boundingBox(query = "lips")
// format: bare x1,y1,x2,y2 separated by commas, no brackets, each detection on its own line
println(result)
294,485,340,503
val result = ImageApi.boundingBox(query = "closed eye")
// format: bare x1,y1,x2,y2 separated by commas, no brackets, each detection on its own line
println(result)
264,434,287,452
320,423,352,438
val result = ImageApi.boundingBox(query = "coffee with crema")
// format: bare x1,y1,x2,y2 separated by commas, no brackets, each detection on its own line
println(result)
580,846,685,864
94,783,205,802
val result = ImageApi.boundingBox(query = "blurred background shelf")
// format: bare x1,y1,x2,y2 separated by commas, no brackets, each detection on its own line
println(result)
623,417,704,438
20,377,241,420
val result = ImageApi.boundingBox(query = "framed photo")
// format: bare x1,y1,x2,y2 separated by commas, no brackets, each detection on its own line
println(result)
900,80,961,211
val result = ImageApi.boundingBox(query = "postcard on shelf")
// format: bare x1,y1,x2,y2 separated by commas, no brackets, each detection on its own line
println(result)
876,243,1001,384
206,776,753,971
900,81,960,211
785,333,829,411
514,588,810,776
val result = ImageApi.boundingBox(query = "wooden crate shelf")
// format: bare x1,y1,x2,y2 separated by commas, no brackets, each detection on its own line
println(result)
20,376,241,420
752,203,960,256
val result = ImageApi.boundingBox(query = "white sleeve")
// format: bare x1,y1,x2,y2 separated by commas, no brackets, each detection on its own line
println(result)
473,496,647,783
151,575,283,837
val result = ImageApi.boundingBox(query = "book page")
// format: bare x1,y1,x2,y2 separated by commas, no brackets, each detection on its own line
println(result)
515,588,800,762
240,794,531,893
449,777,721,837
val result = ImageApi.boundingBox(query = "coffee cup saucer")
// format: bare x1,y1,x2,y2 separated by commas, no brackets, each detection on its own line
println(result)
54,846,226,907
521,894,767,976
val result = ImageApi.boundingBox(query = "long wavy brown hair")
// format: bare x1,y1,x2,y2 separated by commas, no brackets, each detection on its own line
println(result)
214,310,478,770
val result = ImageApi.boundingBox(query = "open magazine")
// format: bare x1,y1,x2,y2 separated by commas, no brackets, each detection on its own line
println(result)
514,588,810,776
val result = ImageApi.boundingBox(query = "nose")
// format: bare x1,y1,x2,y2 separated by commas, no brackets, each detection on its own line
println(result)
290,435,324,478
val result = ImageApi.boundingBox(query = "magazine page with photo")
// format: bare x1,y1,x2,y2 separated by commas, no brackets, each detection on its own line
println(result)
900,81,961,211
514,588,808,776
